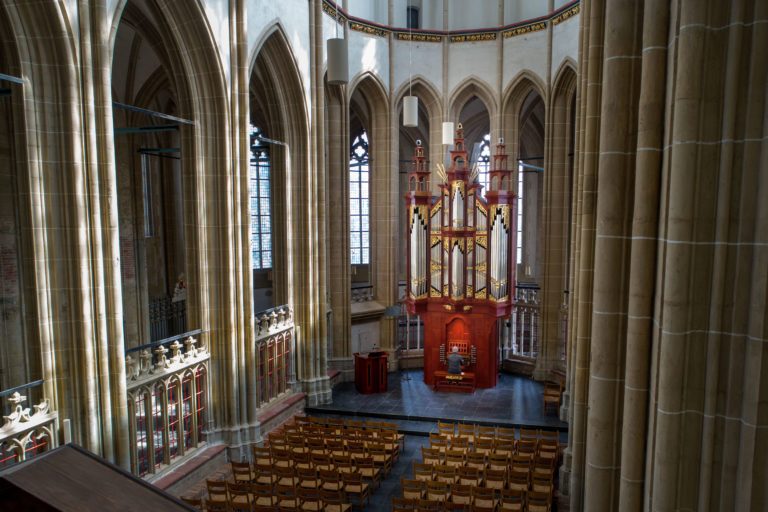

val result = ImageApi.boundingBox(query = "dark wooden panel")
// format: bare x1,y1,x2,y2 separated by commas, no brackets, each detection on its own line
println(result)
0,445,194,512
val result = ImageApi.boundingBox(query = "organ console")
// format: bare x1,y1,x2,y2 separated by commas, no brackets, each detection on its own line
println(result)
404,125,517,389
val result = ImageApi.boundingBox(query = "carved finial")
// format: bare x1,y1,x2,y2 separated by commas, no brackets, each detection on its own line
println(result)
416,139,422,146
8,392,26,405
498,137,504,144
154,344,170,370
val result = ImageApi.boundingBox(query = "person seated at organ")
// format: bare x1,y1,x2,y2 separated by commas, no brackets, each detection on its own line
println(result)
447,346,464,375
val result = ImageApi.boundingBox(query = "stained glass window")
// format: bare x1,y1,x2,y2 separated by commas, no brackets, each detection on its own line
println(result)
350,131,370,265
477,133,491,197
250,125,272,269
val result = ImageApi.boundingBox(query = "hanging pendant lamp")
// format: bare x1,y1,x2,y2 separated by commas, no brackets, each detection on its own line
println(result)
327,1,348,85
403,95,418,127
442,121,455,145
327,37,348,85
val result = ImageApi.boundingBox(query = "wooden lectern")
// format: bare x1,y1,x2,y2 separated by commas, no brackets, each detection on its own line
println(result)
353,351,388,394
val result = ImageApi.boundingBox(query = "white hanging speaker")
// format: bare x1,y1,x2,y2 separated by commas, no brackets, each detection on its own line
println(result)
442,121,455,145
403,96,418,127
327,37,348,85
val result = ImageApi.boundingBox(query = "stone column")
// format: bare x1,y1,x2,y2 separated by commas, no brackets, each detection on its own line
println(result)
566,0,604,507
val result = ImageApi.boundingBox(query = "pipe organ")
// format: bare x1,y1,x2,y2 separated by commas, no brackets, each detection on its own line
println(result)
405,124,516,388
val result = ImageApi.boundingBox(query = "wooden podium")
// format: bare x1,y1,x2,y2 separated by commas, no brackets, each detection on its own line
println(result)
354,351,388,394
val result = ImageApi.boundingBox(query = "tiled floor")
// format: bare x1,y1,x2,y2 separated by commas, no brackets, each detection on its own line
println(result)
308,369,568,431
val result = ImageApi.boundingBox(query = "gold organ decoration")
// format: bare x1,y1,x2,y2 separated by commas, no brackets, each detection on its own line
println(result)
404,124,517,390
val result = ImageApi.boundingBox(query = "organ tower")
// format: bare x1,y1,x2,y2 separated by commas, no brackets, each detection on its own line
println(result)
404,124,517,388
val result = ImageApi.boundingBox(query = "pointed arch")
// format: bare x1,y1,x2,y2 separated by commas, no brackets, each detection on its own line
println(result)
502,70,547,162
250,22,310,309
448,76,499,125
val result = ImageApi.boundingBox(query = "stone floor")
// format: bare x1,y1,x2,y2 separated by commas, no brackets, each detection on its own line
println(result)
307,369,568,431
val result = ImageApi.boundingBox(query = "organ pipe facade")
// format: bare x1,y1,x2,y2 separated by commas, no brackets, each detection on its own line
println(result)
405,125,516,388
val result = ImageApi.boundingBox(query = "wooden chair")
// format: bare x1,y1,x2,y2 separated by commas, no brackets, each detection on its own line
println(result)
474,437,495,455
445,449,466,468
531,475,554,495
449,483,472,506
526,491,552,512
401,478,426,500
297,487,323,511
227,481,252,509
425,480,450,503
275,465,298,487
476,426,497,439
252,445,273,466
413,462,435,482
484,468,507,492
434,464,458,485
508,471,529,492
465,452,487,471
291,451,312,470
457,423,476,444
319,468,343,492
206,480,229,510
368,442,392,475
342,471,370,507
392,497,416,511
332,454,354,475
437,421,456,437
253,463,278,485
470,486,498,509
421,446,443,466
416,499,441,511
250,482,277,508
543,382,562,414
275,484,299,509
355,456,382,488
458,465,483,487
311,452,334,472
296,466,320,489
319,488,351,512
500,488,525,511
488,452,510,472
494,439,515,457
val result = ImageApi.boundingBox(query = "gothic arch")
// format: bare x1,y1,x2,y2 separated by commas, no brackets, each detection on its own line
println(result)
502,71,547,161
448,76,498,131
394,75,442,161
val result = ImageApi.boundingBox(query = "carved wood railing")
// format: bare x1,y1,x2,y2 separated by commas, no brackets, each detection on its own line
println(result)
254,305,296,406
125,331,209,477
0,380,57,469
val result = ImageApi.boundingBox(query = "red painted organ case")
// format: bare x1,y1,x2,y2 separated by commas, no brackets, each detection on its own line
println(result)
404,124,516,389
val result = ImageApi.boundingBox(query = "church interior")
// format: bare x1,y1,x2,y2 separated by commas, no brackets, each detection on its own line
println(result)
0,0,766,510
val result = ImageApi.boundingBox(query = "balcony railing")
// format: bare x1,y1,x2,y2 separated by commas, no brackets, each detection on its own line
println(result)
501,284,540,359
0,380,58,470
149,296,187,341
125,330,209,477
254,305,296,406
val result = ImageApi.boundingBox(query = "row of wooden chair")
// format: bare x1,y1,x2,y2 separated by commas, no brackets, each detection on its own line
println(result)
428,433,559,457
286,416,406,447
395,484,552,511
435,423,559,445
422,443,559,468
251,441,396,479
403,472,554,499
412,462,555,487
189,480,353,512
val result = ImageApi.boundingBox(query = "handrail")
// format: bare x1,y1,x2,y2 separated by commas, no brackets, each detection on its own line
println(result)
125,329,203,355
0,379,44,398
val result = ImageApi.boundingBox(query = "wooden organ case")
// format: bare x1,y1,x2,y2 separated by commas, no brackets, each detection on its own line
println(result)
404,124,516,389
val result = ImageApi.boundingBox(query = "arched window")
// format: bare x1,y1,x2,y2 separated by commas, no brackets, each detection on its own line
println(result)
250,125,272,270
477,133,491,197
350,131,370,265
